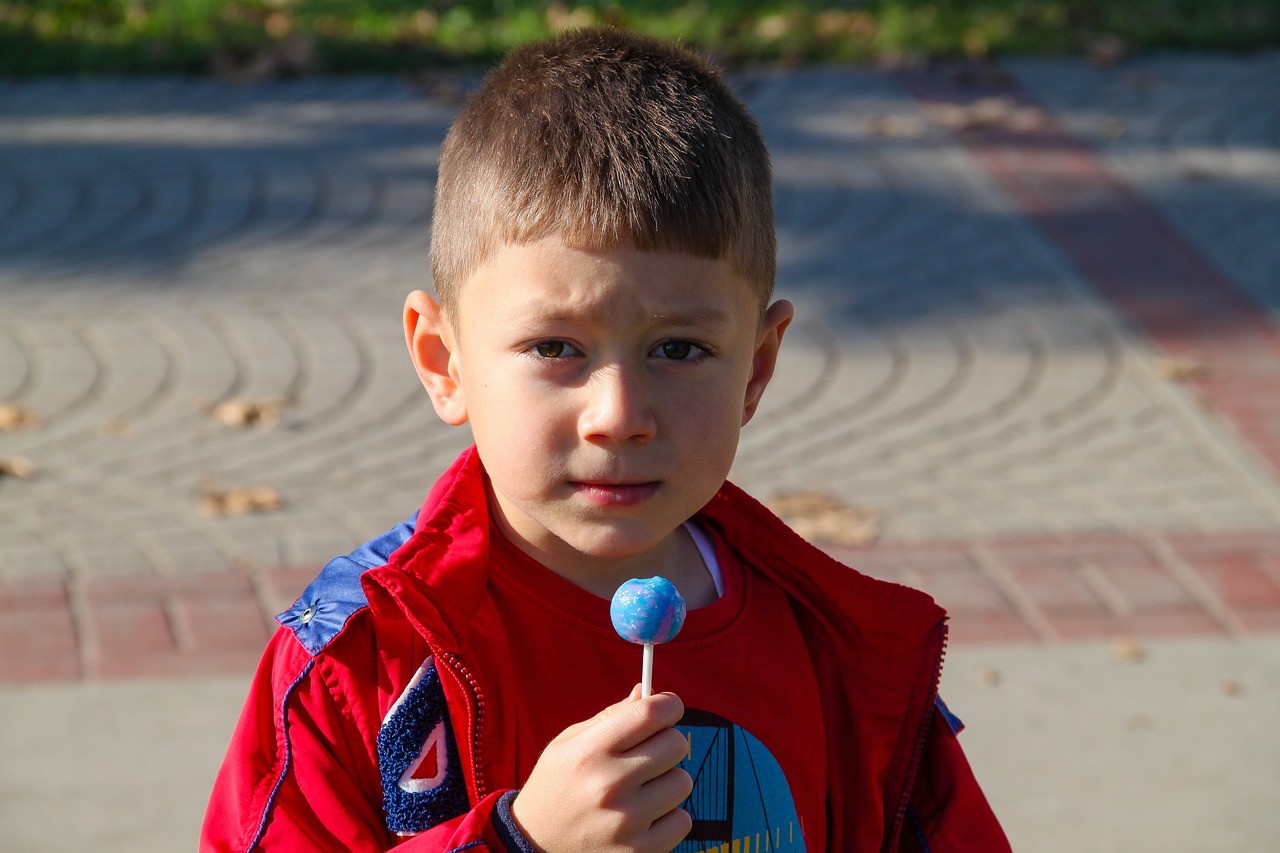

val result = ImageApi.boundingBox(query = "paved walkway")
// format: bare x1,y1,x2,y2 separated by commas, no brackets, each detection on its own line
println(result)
1,54,1279,852
3,56,1280,680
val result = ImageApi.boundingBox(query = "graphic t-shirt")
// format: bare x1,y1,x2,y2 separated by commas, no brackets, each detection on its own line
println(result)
487,521,828,852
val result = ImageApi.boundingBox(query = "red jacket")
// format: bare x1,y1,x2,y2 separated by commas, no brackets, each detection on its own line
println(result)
203,447,1010,852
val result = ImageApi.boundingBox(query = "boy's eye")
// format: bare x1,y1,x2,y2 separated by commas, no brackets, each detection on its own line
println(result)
652,340,705,361
531,340,578,359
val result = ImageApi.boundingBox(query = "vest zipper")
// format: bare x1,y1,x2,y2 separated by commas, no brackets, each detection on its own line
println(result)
438,650,488,801
889,619,949,847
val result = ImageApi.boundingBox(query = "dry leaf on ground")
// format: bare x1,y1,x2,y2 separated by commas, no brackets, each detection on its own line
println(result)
98,418,134,439
871,114,928,138
765,491,881,547
1152,356,1210,383
205,397,290,429
1112,636,1147,663
0,455,36,480
932,98,1040,133
0,402,43,431
200,484,284,517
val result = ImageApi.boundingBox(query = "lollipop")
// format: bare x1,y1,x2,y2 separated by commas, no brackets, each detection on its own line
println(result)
610,577,687,698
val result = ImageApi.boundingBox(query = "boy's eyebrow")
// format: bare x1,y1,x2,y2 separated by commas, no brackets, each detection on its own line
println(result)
513,303,734,329
648,305,733,327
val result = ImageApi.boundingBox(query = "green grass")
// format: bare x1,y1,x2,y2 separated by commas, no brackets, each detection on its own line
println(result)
2,1,1278,75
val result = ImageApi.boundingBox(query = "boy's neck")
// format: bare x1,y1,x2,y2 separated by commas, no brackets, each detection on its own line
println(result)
486,494,718,608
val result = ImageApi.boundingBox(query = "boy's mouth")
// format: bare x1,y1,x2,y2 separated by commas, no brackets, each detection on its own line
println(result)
569,481,660,507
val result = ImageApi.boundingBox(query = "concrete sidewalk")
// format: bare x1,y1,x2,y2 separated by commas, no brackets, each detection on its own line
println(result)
2,636,1276,852
2,52,1279,851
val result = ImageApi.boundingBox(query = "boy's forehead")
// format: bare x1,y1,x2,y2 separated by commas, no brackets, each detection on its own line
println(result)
456,240,758,326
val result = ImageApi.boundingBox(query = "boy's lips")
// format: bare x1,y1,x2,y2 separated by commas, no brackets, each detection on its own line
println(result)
569,480,661,507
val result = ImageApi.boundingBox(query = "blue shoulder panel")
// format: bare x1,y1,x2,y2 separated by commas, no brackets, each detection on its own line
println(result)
935,695,965,735
277,514,418,655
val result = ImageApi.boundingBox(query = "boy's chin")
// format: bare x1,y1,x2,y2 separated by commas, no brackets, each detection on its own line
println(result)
552,521,681,562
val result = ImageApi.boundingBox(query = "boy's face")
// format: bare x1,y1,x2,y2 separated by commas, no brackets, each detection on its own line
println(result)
406,237,791,591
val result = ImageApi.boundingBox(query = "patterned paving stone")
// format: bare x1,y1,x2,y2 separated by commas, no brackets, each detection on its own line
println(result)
2,62,1280,681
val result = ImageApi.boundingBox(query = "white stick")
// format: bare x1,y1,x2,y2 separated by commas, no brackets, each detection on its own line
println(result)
641,642,655,698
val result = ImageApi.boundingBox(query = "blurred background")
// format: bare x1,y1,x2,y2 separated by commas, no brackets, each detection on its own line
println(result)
1,2,1278,851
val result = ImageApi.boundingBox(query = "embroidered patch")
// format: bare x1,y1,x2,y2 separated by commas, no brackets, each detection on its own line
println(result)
378,658,469,835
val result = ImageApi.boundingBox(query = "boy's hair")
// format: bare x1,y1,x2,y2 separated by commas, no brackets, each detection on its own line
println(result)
430,26,775,313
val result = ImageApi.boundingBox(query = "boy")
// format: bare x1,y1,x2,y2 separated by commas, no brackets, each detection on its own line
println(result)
202,26,1010,853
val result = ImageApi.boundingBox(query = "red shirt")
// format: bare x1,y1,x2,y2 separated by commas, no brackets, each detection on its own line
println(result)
487,522,827,850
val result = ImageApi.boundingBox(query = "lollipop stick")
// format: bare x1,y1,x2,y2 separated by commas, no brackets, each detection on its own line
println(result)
641,642,654,698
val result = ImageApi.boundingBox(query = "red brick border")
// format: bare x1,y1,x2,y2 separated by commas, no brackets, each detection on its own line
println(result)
0,567,317,683
902,67,1280,478
828,531,1280,647
3,531,1280,683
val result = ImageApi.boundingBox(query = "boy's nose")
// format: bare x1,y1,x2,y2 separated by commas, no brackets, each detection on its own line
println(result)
578,365,657,444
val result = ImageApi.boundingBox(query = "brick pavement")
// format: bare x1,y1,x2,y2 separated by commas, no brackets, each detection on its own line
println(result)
2,59,1279,682
5,530,1280,683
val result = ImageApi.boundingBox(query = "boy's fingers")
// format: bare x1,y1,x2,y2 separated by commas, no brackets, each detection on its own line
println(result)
645,805,694,852
549,686,670,745
596,692,685,753
637,765,694,815
621,726,690,779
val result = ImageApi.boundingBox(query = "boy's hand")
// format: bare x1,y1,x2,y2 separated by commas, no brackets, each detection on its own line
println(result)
510,686,693,853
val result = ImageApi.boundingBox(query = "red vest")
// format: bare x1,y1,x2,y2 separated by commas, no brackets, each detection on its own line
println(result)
202,446,1011,852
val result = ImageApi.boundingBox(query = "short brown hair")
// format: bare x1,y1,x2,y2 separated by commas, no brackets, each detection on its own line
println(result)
430,26,775,312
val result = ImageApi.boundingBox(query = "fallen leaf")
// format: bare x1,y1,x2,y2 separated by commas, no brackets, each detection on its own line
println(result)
971,97,1016,127
0,455,36,480
871,114,928,139
932,98,1039,134
1112,635,1146,663
0,402,43,431
1152,356,1210,383
766,491,881,547
98,418,134,439
200,484,284,517
206,397,289,429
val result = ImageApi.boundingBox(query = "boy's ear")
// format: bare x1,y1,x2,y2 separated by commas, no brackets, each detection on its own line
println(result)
404,290,468,426
742,299,794,426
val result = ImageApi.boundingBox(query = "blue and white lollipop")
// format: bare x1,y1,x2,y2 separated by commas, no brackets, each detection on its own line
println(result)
610,577,687,697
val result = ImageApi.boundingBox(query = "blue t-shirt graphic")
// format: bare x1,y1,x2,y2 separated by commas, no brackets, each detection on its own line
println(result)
674,708,806,852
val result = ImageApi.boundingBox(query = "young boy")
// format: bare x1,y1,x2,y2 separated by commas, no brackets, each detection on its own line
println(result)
202,27,1010,853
